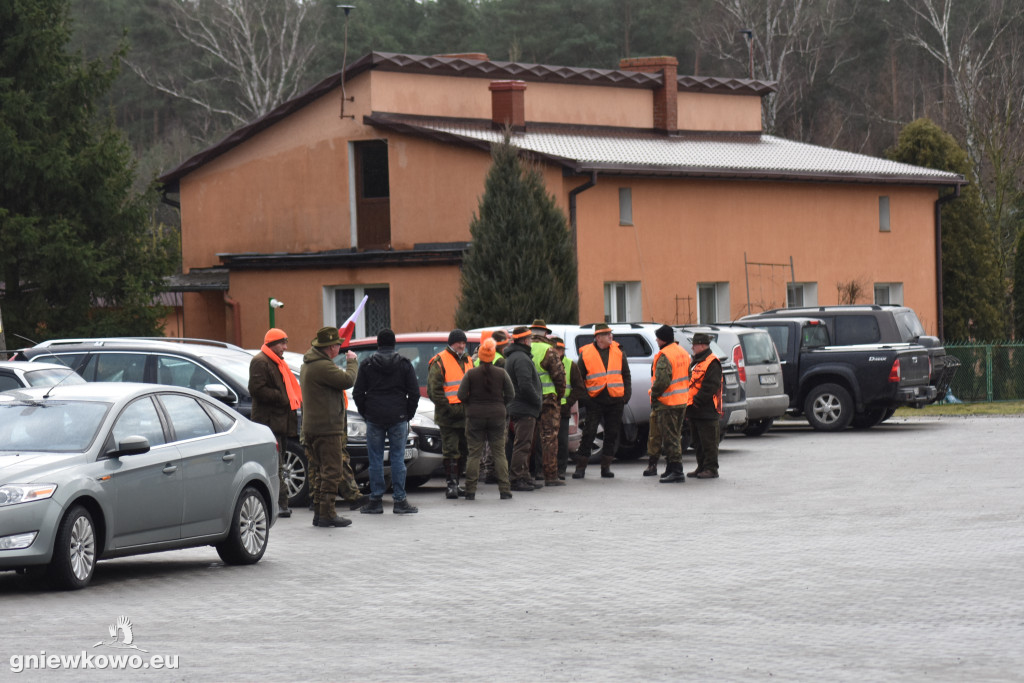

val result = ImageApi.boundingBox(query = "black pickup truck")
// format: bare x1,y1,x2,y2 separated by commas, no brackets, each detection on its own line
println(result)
735,317,936,431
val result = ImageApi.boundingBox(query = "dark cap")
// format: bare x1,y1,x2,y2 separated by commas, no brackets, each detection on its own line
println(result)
691,332,712,346
312,326,342,348
593,323,612,335
448,329,468,345
529,319,552,334
655,324,674,343
511,326,531,340
377,328,396,347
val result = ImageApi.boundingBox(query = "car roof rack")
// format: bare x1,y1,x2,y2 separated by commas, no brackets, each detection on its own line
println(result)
34,337,247,352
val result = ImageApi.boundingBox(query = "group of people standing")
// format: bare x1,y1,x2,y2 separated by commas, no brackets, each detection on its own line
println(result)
247,320,724,528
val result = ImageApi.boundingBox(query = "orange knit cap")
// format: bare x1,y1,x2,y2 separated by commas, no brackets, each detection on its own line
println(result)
478,338,497,363
264,328,288,344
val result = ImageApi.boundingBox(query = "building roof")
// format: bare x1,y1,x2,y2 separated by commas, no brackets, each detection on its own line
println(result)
158,51,776,187
365,114,964,187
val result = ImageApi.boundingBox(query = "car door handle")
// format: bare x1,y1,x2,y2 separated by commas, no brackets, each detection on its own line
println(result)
162,464,178,474
222,452,237,462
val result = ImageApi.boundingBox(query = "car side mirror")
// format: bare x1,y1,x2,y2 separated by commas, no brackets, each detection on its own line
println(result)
109,435,150,457
203,383,232,402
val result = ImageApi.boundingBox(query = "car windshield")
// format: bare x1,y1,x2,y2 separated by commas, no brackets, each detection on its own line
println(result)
199,354,251,386
24,368,86,388
0,401,110,452
893,310,926,341
739,332,779,364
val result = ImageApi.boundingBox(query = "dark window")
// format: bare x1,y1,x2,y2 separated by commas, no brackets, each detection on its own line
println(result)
112,397,167,447
834,315,880,345
740,332,779,364
160,394,217,441
353,140,391,249
0,373,21,391
81,353,147,383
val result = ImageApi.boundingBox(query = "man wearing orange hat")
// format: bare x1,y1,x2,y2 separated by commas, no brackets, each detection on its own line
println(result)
249,328,302,517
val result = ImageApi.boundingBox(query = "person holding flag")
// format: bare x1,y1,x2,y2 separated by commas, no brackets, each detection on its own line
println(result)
249,328,302,517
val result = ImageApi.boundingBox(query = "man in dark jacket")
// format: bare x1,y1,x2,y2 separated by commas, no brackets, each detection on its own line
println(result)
504,326,543,491
427,329,474,499
353,329,420,515
687,332,723,479
249,328,300,517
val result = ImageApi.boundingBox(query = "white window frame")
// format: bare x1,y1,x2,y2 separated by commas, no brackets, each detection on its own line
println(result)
324,285,390,339
874,282,903,306
604,281,641,322
618,187,633,226
787,282,818,307
697,282,730,324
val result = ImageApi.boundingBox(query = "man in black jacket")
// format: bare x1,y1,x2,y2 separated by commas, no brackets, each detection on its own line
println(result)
504,326,543,491
353,329,420,514
686,332,723,479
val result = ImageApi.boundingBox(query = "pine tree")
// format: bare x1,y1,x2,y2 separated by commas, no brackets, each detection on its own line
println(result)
0,0,177,342
886,119,1003,341
455,135,578,329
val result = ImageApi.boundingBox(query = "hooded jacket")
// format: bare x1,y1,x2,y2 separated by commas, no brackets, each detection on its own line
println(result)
504,342,542,419
353,348,420,426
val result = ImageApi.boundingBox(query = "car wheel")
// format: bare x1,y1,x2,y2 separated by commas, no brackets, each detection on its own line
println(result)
804,383,853,431
216,486,269,565
46,505,97,590
404,475,431,491
880,407,897,423
281,439,309,507
742,418,774,437
851,408,887,429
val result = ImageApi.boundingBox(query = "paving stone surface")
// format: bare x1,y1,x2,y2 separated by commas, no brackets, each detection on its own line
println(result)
2,416,1023,682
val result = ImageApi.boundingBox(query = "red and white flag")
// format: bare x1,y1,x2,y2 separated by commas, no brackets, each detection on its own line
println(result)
338,295,369,347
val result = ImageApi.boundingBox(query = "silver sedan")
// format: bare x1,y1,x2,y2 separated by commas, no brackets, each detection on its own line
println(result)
0,383,279,589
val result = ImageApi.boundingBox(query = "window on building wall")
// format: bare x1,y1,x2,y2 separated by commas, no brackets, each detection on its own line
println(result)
879,196,891,232
329,286,391,339
697,282,730,324
352,140,391,250
874,282,903,306
618,188,633,226
787,282,818,307
604,282,641,322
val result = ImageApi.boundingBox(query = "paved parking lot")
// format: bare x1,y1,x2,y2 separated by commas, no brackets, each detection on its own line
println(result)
3,416,1023,682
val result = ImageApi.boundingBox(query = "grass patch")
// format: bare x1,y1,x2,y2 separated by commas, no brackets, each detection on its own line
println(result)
896,401,1024,417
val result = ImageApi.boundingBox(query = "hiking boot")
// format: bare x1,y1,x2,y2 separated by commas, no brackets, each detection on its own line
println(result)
464,492,476,500
499,491,513,500
660,463,686,483
347,494,370,510
316,515,352,528
694,469,719,479
600,467,614,478
544,480,566,487
278,507,292,518
511,479,538,491
393,499,419,514
360,498,384,514
643,456,659,477
687,469,701,478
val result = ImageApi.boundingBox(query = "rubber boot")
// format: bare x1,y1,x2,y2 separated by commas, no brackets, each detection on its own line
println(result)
660,462,686,484
571,454,587,479
445,461,459,499
643,454,659,477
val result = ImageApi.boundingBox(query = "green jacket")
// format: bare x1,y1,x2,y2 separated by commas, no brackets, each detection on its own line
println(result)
299,347,357,438
427,346,471,427
248,350,298,437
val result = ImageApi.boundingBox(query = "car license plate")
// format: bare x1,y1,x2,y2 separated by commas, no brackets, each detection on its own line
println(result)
759,375,777,385
405,447,417,460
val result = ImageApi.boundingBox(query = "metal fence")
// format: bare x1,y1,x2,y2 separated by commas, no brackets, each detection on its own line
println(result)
944,342,1024,403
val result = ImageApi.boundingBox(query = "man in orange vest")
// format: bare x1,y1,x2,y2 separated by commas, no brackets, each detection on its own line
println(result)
687,332,723,479
643,325,691,482
573,323,631,479
428,329,474,498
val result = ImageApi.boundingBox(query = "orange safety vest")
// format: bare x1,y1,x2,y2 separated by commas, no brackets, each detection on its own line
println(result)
581,343,625,398
430,349,473,404
687,353,723,415
650,343,690,407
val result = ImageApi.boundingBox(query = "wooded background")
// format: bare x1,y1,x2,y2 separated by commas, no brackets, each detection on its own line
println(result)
62,0,1024,339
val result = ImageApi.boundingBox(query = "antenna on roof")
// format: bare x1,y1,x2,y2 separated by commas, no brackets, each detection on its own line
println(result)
338,5,356,119
739,29,754,79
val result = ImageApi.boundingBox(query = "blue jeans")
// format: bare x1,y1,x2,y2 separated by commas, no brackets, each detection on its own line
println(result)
366,421,410,501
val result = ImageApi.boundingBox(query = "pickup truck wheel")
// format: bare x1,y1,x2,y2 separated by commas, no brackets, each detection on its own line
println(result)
742,418,774,437
851,408,887,429
804,383,853,431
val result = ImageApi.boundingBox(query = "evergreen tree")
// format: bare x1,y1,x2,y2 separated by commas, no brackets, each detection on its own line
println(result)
887,119,1003,340
0,0,177,342
455,135,578,328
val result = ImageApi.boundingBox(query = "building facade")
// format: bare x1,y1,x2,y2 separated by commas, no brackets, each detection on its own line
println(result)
160,52,962,346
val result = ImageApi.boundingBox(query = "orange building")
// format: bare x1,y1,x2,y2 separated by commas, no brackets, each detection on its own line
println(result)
159,52,963,347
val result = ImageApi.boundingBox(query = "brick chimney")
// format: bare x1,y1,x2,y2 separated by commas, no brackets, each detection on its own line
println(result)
489,80,527,131
619,56,678,134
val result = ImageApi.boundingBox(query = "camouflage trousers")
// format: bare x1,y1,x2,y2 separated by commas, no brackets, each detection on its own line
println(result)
647,405,687,463
439,423,468,467
305,433,361,511
532,400,560,482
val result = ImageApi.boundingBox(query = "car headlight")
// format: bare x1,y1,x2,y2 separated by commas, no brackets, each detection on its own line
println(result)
347,412,367,440
0,484,57,507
